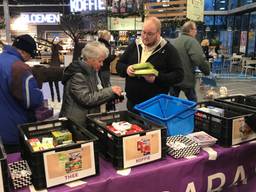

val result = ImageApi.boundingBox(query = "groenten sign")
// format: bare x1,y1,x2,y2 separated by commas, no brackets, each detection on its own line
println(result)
70,0,106,12
20,12,60,25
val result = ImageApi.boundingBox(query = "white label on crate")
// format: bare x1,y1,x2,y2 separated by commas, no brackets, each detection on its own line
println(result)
232,117,256,145
65,180,87,187
43,142,95,188
116,168,131,176
123,129,161,169
202,147,218,160
0,163,3,192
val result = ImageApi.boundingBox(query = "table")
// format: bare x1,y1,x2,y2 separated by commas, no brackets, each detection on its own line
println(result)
9,141,256,192
241,59,256,77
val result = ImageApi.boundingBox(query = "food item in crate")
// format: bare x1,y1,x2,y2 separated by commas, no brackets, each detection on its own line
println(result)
198,106,224,117
28,137,55,151
106,121,144,135
197,106,224,123
41,137,55,149
28,138,44,152
52,129,72,146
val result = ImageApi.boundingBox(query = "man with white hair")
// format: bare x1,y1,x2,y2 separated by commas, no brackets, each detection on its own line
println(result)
171,21,210,101
116,17,184,111
60,41,123,126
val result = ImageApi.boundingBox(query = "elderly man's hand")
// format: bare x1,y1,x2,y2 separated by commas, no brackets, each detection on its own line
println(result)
111,86,123,96
143,74,156,83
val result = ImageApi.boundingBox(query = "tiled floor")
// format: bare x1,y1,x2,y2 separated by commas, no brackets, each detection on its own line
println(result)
42,74,256,112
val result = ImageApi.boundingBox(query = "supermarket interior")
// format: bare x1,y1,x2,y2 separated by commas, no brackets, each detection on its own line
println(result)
1,0,256,192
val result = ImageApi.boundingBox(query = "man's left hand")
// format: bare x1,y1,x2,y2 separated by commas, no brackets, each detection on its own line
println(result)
143,75,156,83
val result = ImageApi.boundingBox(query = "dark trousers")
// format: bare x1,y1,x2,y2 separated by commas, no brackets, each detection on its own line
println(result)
127,100,138,114
169,87,197,102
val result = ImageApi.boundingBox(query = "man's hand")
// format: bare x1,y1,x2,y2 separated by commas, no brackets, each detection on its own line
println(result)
127,65,135,77
143,74,156,83
111,86,123,96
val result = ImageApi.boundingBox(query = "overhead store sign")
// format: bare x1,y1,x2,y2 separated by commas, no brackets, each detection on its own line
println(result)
108,17,143,31
187,0,204,21
70,0,106,12
20,12,60,25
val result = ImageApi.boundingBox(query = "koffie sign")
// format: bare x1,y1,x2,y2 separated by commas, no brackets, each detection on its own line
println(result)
70,0,106,12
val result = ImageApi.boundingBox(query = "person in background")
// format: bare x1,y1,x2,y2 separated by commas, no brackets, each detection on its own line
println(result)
59,41,123,127
98,30,116,83
116,16,184,111
209,46,218,59
201,38,211,61
0,34,43,154
98,30,118,111
170,21,210,102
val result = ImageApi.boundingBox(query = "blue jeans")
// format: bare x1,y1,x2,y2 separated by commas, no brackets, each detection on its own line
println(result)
169,87,197,102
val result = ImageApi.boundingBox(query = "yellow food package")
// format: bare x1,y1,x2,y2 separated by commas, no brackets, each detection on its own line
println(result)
51,129,72,146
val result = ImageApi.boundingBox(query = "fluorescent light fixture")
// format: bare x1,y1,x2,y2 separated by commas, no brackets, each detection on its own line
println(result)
11,17,28,31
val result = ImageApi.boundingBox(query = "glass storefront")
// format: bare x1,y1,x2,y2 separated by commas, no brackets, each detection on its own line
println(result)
204,0,256,56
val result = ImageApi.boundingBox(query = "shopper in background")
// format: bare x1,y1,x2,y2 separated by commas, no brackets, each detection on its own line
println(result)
0,34,43,153
116,16,184,111
201,38,211,61
170,21,210,102
98,30,116,83
60,41,123,127
98,30,117,111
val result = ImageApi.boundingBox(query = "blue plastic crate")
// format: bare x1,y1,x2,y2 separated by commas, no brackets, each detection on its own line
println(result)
134,94,196,136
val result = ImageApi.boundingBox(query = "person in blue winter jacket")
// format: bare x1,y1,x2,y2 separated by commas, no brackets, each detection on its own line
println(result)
0,34,43,154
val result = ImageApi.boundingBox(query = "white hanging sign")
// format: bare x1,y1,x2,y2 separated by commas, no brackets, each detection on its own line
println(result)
70,0,106,12
20,12,60,25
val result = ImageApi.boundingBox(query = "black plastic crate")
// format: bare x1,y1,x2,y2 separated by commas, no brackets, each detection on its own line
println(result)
19,118,99,190
0,138,10,192
194,101,256,146
215,94,256,111
86,111,167,169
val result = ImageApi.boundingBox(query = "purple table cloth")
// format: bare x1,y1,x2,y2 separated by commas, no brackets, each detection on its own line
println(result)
9,141,256,192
